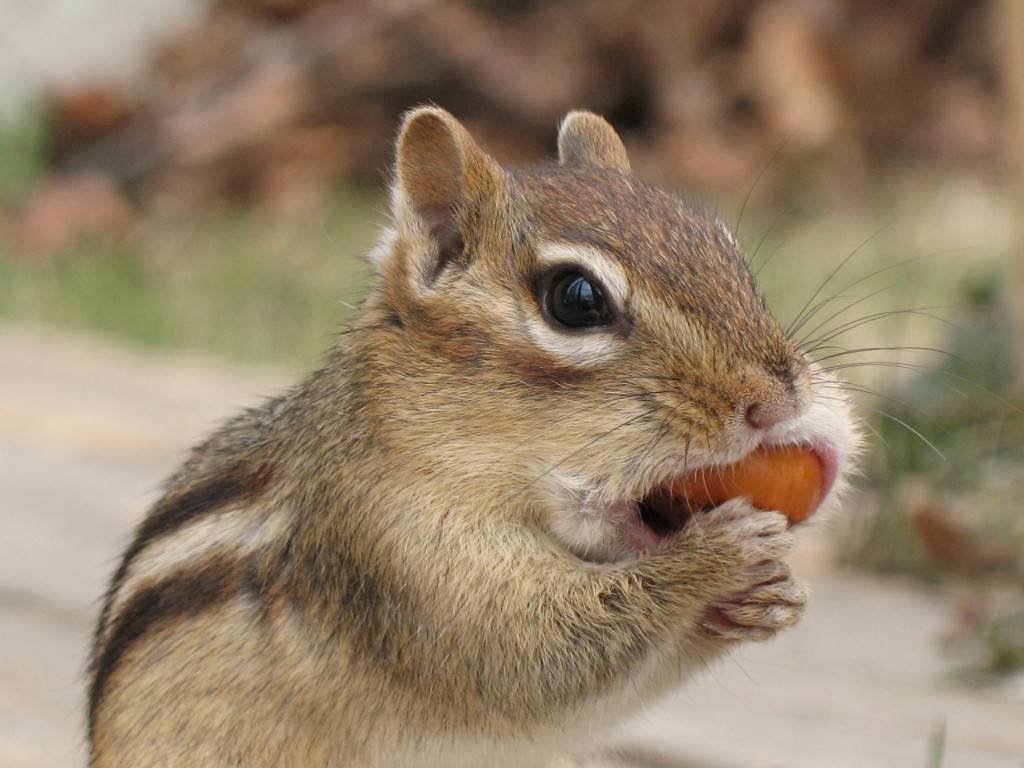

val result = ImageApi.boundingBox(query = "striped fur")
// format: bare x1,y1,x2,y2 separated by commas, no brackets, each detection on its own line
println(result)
91,555,253,734
89,463,275,736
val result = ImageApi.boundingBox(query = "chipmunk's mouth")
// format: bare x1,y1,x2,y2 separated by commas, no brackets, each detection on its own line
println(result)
551,400,854,564
627,440,838,551
635,489,700,538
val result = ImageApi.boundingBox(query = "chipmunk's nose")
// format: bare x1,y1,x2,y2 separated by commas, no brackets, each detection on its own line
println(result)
744,398,799,431
738,361,806,431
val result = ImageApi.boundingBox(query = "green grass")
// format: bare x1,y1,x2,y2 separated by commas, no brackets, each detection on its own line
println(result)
0,108,384,370
0,190,381,369
0,108,47,204
984,605,1024,673
926,720,947,768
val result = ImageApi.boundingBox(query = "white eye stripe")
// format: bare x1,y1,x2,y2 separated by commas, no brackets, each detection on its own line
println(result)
535,243,630,310
524,314,622,366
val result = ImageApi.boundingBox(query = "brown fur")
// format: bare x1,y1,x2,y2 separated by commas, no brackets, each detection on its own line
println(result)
87,107,855,767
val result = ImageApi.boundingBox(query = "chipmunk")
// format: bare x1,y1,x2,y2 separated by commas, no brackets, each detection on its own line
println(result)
87,107,858,767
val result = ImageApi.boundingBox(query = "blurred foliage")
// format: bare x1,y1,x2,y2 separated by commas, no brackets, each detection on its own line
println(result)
836,271,1024,679
0,189,378,368
944,597,1024,685
35,0,1001,213
0,110,47,204
842,272,1023,577
984,606,1024,674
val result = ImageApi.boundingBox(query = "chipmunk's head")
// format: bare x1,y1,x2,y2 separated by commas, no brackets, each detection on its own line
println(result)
365,106,859,561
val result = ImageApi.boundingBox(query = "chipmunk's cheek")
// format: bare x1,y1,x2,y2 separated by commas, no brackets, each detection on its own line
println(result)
545,474,654,562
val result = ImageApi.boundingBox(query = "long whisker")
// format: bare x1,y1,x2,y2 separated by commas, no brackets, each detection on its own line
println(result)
859,417,890,452
785,222,892,337
811,361,971,400
812,366,981,413
815,380,914,410
802,307,958,353
748,206,796,274
793,280,910,348
516,411,654,495
873,409,946,462
753,237,787,280
898,366,1024,415
789,247,972,345
814,360,938,375
809,345,961,366
735,140,791,238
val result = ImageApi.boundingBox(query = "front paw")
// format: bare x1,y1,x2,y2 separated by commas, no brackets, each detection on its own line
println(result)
701,570,808,641
687,499,807,642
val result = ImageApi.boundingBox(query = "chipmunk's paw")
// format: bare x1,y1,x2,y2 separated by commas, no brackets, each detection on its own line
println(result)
688,499,807,641
701,570,808,641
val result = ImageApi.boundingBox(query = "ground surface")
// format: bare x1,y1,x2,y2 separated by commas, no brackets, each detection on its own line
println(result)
1,325,1022,768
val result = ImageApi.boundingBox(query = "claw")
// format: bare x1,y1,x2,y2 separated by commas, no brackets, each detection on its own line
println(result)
703,578,808,640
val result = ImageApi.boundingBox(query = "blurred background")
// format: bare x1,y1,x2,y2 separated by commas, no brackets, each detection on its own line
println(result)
1,1,1023,766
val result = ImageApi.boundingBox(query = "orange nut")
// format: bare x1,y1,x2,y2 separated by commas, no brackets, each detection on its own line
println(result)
671,445,824,524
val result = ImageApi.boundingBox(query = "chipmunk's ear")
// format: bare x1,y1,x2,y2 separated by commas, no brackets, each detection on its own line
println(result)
391,106,505,284
557,111,630,173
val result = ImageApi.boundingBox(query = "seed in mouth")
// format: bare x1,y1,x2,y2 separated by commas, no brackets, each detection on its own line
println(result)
636,444,829,538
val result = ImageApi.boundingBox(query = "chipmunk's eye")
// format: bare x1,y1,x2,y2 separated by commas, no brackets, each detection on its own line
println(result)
546,271,614,329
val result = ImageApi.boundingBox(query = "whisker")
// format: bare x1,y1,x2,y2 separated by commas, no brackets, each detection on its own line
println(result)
516,411,655,495
807,344,849,355
788,246,971,345
748,206,796,274
859,418,890,452
873,409,946,462
802,307,958,353
735,140,791,239
809,345,961,366
785,222,892,338
753,237,787,280
814,360,936,375
812,361,970,399
793,280,909,348
812,363,976,405
815,380,915,410
905,366,1024,415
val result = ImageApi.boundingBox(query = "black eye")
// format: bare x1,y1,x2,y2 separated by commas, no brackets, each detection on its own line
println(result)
547,271,614,328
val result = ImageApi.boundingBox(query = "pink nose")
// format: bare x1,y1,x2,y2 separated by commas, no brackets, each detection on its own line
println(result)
745,401,796,431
